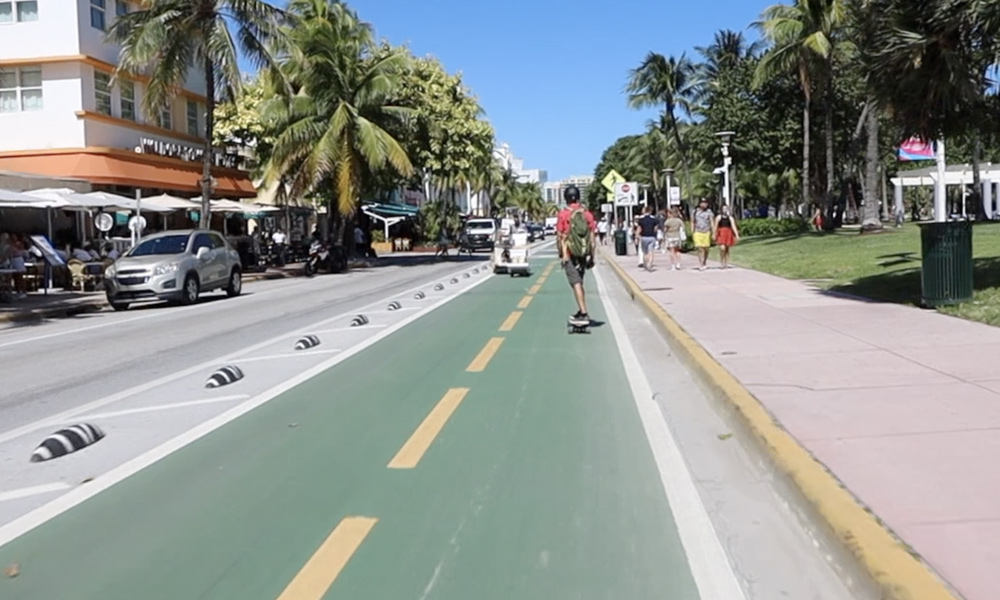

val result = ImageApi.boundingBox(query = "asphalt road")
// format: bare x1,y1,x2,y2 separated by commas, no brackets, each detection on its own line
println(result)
0,248,871,599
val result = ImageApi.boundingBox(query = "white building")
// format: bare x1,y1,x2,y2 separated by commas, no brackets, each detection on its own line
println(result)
545,175,594,205
493,143,547,186
0,0,253,198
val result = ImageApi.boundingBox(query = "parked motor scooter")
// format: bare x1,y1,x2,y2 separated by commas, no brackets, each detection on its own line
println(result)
304,239,347,276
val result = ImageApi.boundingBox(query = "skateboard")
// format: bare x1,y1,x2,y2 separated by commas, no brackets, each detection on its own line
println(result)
567,317,591,334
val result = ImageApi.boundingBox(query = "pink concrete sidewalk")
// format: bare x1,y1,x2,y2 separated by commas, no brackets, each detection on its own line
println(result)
608,247,1000,600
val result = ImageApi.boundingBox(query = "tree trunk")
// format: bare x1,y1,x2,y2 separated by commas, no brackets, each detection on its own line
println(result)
200,57,215,230
861,105,883,231
824,68,835,213
801,95,811,214
665,109,692,206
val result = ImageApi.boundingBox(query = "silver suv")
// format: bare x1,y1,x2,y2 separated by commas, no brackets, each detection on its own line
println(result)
104,229,242,311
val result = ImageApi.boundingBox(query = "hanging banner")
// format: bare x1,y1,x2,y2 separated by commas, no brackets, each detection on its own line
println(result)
898,137,935,161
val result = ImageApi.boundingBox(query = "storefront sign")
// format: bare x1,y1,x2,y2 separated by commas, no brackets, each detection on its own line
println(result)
135,137,241,170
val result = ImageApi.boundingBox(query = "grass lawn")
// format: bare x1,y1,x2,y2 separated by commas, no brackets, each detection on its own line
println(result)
730,222,1000,327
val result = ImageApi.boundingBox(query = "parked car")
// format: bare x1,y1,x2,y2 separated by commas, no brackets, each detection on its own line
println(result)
461,218,498,252
104,229,243,311
527,223,545,242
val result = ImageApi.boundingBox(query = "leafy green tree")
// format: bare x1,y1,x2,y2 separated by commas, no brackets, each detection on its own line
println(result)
261,0,413,246
108,0,286,228
213,74,274,176
754,0,846,210
626,53,699,199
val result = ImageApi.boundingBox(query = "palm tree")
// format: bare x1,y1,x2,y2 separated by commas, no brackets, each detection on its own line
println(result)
626,52,698,202
696,29,763,104
866,0,999,141
754,0,846,215
262,0,413,246
108,0,287,229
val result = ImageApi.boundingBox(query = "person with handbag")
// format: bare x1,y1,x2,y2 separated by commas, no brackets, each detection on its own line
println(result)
663,207,686,270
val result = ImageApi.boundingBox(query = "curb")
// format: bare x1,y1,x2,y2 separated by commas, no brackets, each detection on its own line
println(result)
599,249,960,600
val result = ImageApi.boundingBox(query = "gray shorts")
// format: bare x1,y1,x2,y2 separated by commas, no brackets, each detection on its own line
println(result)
640,236,657,253
563,256,587,286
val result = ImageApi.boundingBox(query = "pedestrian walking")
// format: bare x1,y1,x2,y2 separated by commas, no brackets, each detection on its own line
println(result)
556,185,596,325
691,198,714,270
713,205,740,269
637,204,660,271
663,207,686,270
597,217,609,245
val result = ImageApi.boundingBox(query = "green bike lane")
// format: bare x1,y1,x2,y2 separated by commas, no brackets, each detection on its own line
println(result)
0,259,700,600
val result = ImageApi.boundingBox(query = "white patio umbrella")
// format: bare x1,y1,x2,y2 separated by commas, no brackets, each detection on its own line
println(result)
0,188,68,208
141,193,199,211
81,191,173,213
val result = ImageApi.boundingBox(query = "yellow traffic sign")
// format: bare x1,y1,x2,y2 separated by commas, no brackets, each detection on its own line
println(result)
601,169,625,191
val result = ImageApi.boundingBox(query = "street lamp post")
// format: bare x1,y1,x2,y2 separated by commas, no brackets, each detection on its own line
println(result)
715,131,735,211
661,167,675,211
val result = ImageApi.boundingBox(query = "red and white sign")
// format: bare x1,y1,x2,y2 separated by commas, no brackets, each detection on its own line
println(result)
613,181,639,206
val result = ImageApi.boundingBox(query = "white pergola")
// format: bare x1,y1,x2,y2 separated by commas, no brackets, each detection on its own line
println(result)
891,163,1000,218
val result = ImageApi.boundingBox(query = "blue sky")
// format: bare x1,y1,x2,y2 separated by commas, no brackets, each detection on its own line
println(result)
292,0,771,181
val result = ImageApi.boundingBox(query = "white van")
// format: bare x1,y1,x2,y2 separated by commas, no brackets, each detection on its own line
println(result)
462,218,498,252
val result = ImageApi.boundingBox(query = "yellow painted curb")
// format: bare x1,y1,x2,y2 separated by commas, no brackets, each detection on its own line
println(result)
599,249,959,600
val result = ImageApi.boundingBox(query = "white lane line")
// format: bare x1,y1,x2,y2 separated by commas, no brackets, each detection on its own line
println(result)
78,395,250,421
0,270,492,549
0,267,484,445
311,324,389,334
0,483,72,503
594,266,747,600
237,349,342,364
0,277,317,351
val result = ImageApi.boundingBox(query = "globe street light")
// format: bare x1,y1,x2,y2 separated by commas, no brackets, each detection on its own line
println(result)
715,131,735,210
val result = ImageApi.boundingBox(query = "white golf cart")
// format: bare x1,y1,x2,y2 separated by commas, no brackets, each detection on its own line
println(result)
492,218,531,276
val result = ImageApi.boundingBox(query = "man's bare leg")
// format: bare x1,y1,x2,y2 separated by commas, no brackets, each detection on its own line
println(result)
572,282,588,316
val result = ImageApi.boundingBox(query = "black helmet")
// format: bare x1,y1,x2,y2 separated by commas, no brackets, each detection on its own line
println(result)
563,185,580,202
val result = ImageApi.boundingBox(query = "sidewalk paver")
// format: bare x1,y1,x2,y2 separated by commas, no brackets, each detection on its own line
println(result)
605,246,1000,600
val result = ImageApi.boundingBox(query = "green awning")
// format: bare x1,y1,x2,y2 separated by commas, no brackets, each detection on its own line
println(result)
362,203,419,218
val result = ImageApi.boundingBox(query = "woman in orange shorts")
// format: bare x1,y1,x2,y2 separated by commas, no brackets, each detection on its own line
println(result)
713,206,740,269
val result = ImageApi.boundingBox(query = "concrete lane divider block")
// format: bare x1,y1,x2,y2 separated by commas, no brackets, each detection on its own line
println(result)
434,283,444,291
414,291,426,300
387,301,402,311
350,314,369,327
205,365,244,389
30,423,105,463
295,335,321,350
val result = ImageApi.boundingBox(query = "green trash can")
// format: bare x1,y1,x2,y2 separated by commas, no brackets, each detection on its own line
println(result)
614,229,628,256
919,221,974,306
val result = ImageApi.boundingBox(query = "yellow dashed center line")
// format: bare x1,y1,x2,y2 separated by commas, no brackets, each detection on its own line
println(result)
528,284,541,295
276,517,377,600
499,311,522,332
466,337,505,372
388,388,469,469
517,295,533,309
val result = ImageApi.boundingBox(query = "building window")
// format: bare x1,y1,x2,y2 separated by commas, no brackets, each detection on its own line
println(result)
120,79,135,121
158,106,172,130
115,0,127,16
186,99,199,137
0,66,42,113
0,0,37,22
94,71,112,116
16,0,36,20
90,0,104,30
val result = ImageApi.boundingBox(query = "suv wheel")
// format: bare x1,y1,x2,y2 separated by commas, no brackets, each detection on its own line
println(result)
181,274,200,305
226,268,242,297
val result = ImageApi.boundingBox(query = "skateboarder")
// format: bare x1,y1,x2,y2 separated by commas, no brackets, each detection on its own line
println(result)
556,185,596,325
